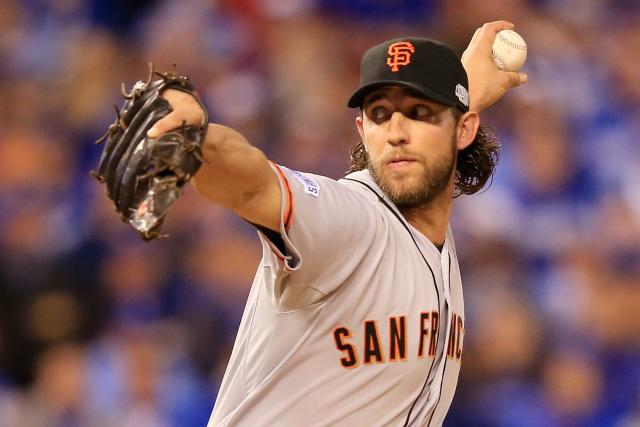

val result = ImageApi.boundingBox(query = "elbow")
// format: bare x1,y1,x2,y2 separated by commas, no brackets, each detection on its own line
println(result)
190,126,271,209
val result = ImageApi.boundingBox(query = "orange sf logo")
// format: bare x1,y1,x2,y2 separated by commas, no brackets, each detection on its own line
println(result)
387,41,415,72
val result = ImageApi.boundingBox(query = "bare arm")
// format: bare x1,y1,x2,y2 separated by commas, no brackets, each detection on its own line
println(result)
462,20,528,112
147,90,281,231
192,124,281,230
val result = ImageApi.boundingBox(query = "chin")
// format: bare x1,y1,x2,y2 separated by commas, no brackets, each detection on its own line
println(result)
391,189,434,208
384,178,431,206
369,158,451,206
372,164,451,208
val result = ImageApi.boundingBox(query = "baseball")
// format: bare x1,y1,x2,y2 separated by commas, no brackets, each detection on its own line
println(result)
492,29,527,72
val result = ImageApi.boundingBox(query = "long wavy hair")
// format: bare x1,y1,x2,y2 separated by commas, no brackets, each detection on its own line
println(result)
347,109,500,197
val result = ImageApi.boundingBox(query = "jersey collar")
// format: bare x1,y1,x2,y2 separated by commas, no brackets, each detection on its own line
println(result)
341,169,450,257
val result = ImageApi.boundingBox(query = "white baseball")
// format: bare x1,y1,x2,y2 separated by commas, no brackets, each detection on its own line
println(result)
492,29,527,72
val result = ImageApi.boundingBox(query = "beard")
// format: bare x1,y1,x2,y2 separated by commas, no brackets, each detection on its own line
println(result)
368,134,457,209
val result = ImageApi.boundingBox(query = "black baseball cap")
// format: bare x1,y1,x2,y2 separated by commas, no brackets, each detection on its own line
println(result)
347,37,470,112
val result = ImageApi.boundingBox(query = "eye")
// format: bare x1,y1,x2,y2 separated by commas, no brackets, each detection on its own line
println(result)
408,105,434,120
368,106,391,123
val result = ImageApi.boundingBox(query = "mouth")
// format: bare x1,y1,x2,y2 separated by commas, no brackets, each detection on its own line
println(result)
386,157,417,170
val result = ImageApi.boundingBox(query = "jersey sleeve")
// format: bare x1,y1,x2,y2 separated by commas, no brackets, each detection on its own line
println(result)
256,163,379,308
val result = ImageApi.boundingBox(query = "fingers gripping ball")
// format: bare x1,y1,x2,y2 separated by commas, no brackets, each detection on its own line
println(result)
492,29,527,72
91,65,209,240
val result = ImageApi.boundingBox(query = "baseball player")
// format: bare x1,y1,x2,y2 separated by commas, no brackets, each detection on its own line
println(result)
147,21,527,427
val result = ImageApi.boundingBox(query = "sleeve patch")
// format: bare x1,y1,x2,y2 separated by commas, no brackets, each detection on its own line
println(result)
286,168,320,198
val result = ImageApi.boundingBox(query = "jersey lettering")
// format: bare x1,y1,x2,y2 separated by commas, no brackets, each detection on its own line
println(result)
334,311,442,368
363,320,384,364
418,311,430,358
456,313,464,360
428,311,439,357
447,313,457,358
333,327,359,368
446,313,464,361
389,316,407,362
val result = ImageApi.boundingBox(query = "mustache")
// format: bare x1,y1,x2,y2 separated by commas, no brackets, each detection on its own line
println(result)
377,150,423,164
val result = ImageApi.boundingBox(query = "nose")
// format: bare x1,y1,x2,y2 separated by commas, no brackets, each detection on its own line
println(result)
387,111,409,146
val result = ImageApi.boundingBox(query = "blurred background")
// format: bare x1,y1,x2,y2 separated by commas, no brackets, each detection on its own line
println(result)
0,0,639,426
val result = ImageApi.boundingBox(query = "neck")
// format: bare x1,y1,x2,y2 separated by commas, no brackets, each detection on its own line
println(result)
399,185,453,247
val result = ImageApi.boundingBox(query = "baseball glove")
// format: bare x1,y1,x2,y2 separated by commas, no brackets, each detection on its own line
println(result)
91,65,208,240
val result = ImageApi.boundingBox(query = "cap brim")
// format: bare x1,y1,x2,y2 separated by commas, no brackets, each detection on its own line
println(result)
347,81,459,109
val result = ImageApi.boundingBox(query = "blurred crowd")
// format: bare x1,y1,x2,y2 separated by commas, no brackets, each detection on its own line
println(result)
0,0,639,426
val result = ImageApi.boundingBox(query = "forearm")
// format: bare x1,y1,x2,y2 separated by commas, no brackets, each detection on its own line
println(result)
192,124,280,227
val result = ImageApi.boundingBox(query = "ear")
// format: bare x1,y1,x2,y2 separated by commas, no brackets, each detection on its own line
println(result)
355,114,365,141
455,111,480,151
355,114,368,151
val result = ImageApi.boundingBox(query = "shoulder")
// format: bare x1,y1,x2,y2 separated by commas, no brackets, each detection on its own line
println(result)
275,165,380,207
338,169,386,205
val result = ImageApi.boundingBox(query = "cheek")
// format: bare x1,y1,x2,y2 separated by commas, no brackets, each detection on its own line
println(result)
362,126,385,157
418,125,457,151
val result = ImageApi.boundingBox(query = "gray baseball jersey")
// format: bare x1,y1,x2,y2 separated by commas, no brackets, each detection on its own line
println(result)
208,165,465,427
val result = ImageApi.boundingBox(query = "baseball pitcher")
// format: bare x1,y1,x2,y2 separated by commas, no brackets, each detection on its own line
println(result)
94,20,527,427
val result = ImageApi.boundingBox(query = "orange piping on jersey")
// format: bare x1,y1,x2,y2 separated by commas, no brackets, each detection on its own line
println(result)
333,326,359,369
269,162,294,231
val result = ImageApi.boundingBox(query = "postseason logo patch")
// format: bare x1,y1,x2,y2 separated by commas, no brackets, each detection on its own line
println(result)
455,84,469,108
285,167,320,198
